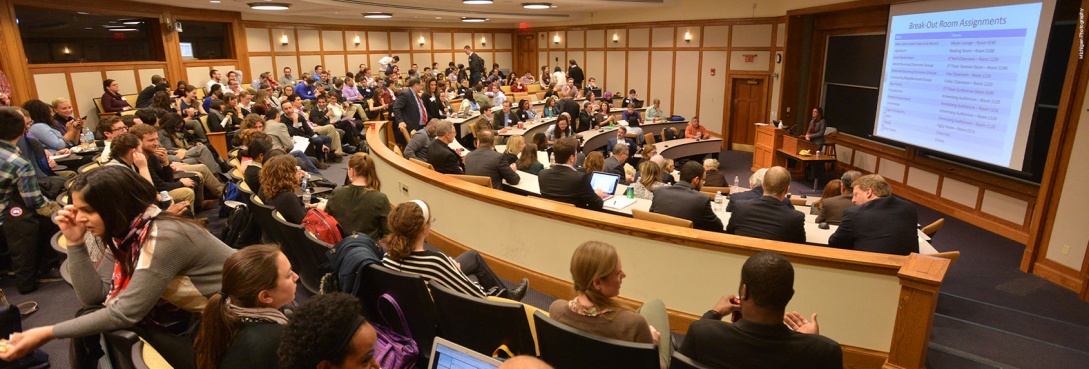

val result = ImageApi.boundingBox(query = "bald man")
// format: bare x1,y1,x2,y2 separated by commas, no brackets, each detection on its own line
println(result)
499,356,554,369
726,166,806,243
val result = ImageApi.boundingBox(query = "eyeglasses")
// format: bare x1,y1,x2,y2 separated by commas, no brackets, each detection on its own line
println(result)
110,126,129,133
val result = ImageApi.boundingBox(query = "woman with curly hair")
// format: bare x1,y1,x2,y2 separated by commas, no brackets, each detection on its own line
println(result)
259,154,306,224
549,241,670,366
380,200,528,300
278,293,380,369
194,244,296,369
632,160,666,200
582,151,605,174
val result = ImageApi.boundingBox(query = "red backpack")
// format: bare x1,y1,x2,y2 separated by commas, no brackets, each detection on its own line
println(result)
302,208,344,245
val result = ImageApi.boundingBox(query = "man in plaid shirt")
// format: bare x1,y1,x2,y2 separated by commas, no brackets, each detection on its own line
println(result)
0,107,61,293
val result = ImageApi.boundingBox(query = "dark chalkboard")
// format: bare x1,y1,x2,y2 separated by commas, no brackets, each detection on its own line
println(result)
824,34,886,87
824,84,879,139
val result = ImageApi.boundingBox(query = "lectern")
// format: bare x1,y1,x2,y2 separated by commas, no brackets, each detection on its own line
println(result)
752,124,787,171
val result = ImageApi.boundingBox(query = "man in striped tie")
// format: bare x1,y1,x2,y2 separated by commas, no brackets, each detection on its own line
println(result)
392,77,428,146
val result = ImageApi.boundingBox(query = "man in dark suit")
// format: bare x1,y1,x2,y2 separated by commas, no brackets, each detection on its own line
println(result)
679,251,842,369
726,167,795,212
567,59,585,89
606,126,637,167
426,120,463,175
603,142,633,184
650,161,723,233
828,174,919,255
816,170,861,225
576,101,598,133
392,77,428,146
134,75,163,108
465,45,486,87
557,92,581,122
465,130,519,189
726,166,805,243
539,137,605,210
495,100,518,129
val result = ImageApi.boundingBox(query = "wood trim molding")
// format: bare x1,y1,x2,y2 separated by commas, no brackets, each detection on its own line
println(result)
1032,258,1088,293
883,254,949,369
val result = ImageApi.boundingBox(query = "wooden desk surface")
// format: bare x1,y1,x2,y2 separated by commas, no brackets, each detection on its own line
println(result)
777,149,838,162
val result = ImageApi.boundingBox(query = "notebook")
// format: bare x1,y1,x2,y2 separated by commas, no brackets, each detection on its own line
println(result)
590,171,621,200
428,337,502,369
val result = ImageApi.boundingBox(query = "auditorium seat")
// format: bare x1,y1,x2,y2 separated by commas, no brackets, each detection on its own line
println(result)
450,174,492,188
429,283,537,356
670,352,712,369
409,158,434,170
533,310,659,369
272,210,329,294
357,264,442,363
922,218,945,237
632,209,693,228
248,194,277,243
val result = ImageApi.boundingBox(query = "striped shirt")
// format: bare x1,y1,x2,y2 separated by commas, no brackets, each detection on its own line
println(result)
0,140,50,225
382,250,485,298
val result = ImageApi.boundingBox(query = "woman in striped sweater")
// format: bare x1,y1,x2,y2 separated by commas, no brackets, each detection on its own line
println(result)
380,200,528,301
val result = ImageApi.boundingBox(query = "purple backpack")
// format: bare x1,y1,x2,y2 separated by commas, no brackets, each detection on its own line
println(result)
374,293,420,369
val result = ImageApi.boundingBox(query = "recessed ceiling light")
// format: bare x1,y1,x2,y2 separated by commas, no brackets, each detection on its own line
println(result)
210,0,221,3
523,2,551,9
461,17,487,22
248,2,290,10
463,0,493,4
362,12,393,19
77,12,89,15
102,25,124,28
111,28,138,32
123,21,142,25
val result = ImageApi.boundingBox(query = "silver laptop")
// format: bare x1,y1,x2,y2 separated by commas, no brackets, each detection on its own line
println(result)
590,171,621,200
428,337,502,369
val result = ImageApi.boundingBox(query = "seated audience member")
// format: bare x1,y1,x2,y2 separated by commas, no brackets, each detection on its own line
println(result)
638,144,657,167
93,116,126,161
606,126,637,163
25,99,77,153
517,99,537,122
500,356,553,369
531,132,549,153
104,133,156,186
577,101,599,133
582,151,604,174
207,69,224,90
657,156,677,185
157,113,224,173
325,153,391,239
129,123,200,212
426,120,464,174
814,179,842,214
645,99,665,121
539,137,605,210
828,174,919,255
703,158,725,187
495,100,518,128
280,100,334,169
502,135,524,165
457,89,479,118
621,103,643,128
0,107,63,294
194,245,296,369
679,251,842,369
650,161,723,232
545,114,574,146
685,116,711,139
632,161,667,200
726,168,794,212
259,155,308,224
541,97,560,118
311,93,362,150
173,80,188,98
465,130,520,189
816,171,861,225
294,76,319,101
0,166,234,368
243,138,272,195
726,166,805,243
278,293,381,369
404,119,438,161
549,241,670,366
603,142,634,184
135,75,165,108
262,108,324,173
101,79,133,113
516,143,545,175
622,89,640,108
51,98,86,141
381,200,528,300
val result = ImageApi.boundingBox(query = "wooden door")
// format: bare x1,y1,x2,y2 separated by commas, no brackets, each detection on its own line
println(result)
729,78,766,151
515,34,537,77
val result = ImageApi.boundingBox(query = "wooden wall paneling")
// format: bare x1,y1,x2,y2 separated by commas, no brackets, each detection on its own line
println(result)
0,0,32,103
674,51,699,119
699,51,728,135
368,31,389,51
32,73,69,108
247,28,271,53
585,51,605,92
605,50,626,94
627,51,649,100
587,29,605,49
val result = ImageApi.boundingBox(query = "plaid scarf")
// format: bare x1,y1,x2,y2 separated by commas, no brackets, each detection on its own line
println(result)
106,205,161,303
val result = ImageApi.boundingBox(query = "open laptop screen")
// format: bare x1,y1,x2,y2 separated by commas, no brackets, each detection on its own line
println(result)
590,171,621,196
429,337,502,369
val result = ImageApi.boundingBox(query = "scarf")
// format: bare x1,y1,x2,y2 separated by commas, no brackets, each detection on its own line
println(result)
226,298,289,325
106,205,161,303
568,296,614,318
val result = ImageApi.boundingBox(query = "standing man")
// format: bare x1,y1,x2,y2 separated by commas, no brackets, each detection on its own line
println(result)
465,45,486,87
650,161,723,233
391,77,428,146
567,59,585,89
378,55,399,74
828,174,919,255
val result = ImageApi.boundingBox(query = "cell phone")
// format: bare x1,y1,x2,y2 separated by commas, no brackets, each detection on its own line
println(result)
730,296,743,322
80,116,88,120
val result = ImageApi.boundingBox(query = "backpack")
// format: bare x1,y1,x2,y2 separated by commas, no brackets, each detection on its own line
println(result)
670,115,686,122
0,290,50,369
374,294,419,369
302,208,343,245
320,233,383,295
218,201,260,249
218,182,243,218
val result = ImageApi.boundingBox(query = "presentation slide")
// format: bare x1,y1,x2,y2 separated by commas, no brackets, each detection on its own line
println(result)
873,1,1053,170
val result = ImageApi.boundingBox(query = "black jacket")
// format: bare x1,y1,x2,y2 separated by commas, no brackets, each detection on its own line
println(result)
426,139,464,175
726,196,805,243
828,196,919,255
538,165,603,210
650,182,724,233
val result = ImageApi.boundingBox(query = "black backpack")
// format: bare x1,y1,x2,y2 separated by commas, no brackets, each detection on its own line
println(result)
218,201,261,249
320,233,383,295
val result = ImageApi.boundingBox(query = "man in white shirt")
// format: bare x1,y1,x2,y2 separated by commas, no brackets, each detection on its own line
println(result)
206,69,223,90
378,55,399,74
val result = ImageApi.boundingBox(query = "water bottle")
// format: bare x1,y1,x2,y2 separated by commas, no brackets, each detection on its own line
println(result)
302,187,312,204
714,191,723,211
159,190,172,209
733,175,740,188
301,172,310,192
80,126,94,149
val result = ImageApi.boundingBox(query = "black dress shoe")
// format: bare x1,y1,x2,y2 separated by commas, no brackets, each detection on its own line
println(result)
509,278,530,301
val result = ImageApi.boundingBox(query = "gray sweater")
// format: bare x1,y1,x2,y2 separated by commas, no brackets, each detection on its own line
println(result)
54,220,235,338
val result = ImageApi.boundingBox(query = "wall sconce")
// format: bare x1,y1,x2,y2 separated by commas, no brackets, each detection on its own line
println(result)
280,33,289,46
419,35,426,47
553,33,560,44
353,35,361,46
63,46,71,55
684,31,692,43
612,33,619,43
480,36,486,46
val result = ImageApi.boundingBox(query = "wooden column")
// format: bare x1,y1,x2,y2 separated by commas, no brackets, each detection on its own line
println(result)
883,254,950,369
0,0,32,104
752,124,786,171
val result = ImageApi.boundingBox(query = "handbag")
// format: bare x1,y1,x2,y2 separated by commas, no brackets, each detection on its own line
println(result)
373,294,419,369
0,289,50,369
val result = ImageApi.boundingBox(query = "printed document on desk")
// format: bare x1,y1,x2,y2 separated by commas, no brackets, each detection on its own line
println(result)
604,197,636,210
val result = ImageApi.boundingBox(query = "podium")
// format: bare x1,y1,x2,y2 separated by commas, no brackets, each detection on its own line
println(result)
752,124,787,171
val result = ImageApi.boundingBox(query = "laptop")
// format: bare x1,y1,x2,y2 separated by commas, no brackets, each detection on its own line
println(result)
590,171,621,200
633,100,645,109
428,337,502,369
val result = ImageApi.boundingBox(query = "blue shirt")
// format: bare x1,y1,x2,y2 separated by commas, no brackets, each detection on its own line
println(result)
294,81,316,100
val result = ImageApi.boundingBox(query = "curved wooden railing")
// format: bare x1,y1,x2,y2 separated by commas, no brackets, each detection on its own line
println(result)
365,121,947,369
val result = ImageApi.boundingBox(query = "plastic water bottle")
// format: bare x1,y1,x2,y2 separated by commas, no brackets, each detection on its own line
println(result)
714,191,723,211
301,172,310,192
80,126,94,149
734,175,740,188
159,190,172,209
302,187,312,204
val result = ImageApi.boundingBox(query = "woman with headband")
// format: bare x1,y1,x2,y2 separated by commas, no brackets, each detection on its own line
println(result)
381,200,529,301
194,244,297,369
279,293,380,369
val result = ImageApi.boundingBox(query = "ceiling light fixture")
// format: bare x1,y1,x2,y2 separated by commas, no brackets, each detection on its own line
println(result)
463,0,493,4
461,17,487,22
210,0,221,3
522,2,551,9
112,28,138,31
123,21,142,25
363,12,393,19
248,2,290,10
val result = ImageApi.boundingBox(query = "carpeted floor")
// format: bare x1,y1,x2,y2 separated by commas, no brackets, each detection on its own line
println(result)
5,149,1088,369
